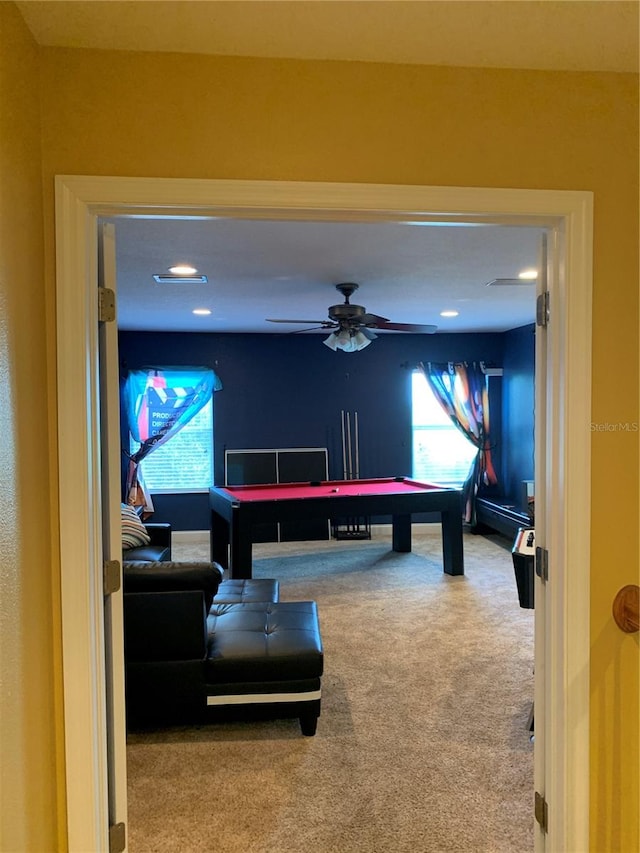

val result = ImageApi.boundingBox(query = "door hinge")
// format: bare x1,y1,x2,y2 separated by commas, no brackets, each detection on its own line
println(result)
103,559,121,595
534,791,548,833
536,291,550,327
109,821,126,853
535,546,549,583
98,287,116,323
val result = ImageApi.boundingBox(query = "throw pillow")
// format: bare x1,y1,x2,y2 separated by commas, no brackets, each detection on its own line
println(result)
121,503,151,550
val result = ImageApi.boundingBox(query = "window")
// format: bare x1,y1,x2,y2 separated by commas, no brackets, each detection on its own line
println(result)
411,371,477,487
130,398,214,493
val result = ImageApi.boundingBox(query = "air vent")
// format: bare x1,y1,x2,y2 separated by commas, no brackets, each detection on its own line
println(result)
485,278,533,287
153,274,208,285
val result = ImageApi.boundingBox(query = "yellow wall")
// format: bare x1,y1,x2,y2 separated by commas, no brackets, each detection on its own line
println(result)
0,5,63,852
2,9,638,849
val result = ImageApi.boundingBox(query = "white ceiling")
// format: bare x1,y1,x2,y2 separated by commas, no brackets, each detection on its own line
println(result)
23,1,635,336
109,216,542,334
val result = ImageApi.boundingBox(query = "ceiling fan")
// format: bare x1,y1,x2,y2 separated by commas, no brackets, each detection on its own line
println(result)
266,283,437,351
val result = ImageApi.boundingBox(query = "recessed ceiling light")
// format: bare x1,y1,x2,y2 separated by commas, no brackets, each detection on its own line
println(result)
440,310,459,318
518,269,538,280
192,308,211,316
169,264,198,275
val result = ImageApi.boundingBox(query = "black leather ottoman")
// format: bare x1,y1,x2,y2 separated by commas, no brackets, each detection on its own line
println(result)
123,561,279,613
213,578,279,611
123,561,322,735
205,601,324,736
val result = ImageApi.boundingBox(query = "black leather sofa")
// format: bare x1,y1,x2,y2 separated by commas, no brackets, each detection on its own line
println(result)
122,559,324,736
122,522,172,562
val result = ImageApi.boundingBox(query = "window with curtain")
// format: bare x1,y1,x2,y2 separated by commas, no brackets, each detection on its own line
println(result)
411,370,477,487
129,397,214,493
123,365,222,510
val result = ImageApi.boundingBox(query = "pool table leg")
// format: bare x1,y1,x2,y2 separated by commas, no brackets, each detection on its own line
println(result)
210,511,229,570
392,514,412,552
441,509,464,575
229,514,254,579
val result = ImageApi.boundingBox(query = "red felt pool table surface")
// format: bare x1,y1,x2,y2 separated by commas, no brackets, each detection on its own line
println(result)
220,477,445,502
209,477,464,579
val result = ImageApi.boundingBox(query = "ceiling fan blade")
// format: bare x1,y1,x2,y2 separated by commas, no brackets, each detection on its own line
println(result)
266,318,330,324
360,312,389,325
376,321,438,333
290,325,334,333
267,288,436,336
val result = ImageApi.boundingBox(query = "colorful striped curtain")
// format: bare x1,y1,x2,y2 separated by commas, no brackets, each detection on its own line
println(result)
123,366,222,515
417,361,497,524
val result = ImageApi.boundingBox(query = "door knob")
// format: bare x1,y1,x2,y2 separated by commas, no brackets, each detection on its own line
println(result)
612,584,639,633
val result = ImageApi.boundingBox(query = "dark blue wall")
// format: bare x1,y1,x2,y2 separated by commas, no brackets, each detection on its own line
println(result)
118,329,530,529
500,324,536,509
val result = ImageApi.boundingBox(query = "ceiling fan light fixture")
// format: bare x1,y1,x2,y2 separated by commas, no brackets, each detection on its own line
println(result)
351,330,372,350
323,327,372,352
323,332,340,351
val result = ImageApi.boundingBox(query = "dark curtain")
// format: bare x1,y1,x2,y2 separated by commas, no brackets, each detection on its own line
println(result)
123,366,222,515
417,361,497,524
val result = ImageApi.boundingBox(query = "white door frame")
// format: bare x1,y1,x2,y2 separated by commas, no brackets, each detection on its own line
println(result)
55,176,592,852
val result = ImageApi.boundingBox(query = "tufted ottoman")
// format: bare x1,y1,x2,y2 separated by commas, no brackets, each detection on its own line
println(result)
213,577,280,610
123,561,323,735
205,600,324,736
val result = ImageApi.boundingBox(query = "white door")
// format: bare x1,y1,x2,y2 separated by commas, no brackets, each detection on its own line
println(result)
98,222,129,849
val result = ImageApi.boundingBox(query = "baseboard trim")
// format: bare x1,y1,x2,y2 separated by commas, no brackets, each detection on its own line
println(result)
172,530,209,546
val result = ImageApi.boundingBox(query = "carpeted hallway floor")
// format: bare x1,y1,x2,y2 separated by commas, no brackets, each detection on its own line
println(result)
126,529,534,852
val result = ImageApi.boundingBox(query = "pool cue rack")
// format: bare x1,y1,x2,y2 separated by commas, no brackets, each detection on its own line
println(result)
332,410,371,541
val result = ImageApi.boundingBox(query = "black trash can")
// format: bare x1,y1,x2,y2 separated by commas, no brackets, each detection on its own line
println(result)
512,527,535,609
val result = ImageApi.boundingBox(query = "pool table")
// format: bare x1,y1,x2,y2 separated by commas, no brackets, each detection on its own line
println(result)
209,477,464,579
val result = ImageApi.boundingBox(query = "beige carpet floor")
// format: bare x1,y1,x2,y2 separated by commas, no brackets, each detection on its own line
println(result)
126,530,534,852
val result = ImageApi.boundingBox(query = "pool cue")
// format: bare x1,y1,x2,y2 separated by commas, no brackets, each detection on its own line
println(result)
341,410,347,479
346,411,353,479
354,411,360,478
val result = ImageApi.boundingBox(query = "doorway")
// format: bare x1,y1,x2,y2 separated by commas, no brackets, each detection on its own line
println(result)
55,177,592,852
